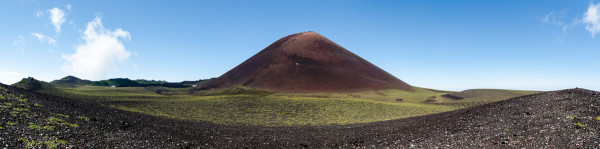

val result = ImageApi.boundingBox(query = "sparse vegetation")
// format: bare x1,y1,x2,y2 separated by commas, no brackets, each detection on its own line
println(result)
18,137,68,149
28,123,55,130
575,122,586,128
47,116,78,127
78,116,90,121
29,84,540,126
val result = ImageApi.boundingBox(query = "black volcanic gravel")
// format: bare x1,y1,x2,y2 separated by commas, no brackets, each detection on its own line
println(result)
1,83,599,148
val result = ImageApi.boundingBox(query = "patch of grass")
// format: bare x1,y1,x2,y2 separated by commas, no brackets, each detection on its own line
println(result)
46,116,78,127
10,111,19,117
575,122,586,128
44,137,68,149
7,122,17,125
55,113,70,118
596,116,600,121
34,103,43,107
28,123,55,130
568,115,577,119
18,137,68,149
77,116,90,121
12,107,28,111
29,124,54,131
0,126,3,130
19,138,42,148
504,128,509,132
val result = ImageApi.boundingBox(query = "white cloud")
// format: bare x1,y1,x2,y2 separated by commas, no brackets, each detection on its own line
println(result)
65,4,71,10
31,33,56,45
12,35,25,46
36,10,44,17
0,69,26,85
583,3,600,38
62,17,131,80
47,7,65,33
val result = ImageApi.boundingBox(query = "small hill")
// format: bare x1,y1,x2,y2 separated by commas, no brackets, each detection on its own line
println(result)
12,77,61,94
50,76,94,87
201,31,413,93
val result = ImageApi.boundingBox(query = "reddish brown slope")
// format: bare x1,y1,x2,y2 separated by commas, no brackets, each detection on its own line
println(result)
202,32,413,93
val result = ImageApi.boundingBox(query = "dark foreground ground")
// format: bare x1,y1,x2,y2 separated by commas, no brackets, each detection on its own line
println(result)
1,83,599,148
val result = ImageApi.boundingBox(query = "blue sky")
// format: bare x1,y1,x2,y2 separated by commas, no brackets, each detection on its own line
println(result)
1,0,599,91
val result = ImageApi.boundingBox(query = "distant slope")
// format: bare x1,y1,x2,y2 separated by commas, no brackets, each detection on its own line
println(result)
50,76,94,87
49,76,207,88
444,89,539,101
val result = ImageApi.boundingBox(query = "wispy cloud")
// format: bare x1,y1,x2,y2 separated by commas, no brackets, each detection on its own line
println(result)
65,4,71,10
12,35,25,46
12,35,26,54
47,7,65,33
62,17,132,80
541,10,567,26
583,3,600,38
36,10,44,17
31,33,56,45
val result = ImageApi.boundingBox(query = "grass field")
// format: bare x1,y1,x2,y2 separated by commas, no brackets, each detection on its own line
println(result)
31,84,538,126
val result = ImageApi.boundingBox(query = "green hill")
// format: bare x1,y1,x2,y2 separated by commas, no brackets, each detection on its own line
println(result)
50,76,94,87
49,76,207,88
12,77,64,95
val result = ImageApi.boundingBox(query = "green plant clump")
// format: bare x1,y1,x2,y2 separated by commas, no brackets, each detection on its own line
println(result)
47,117,78,127
575,122,586,128
78,116,90,121
28,123,55,130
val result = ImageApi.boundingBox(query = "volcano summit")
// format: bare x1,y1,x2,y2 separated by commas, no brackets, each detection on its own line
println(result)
203,32,413,93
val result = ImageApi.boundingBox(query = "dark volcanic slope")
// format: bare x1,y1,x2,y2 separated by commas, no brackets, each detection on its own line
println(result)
2,83,598,148
203,31,413,93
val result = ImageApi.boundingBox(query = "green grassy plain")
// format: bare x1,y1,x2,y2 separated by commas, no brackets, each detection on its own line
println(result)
40,85,538,126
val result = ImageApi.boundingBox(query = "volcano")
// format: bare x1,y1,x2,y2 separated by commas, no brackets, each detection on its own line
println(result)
203,31,413,93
